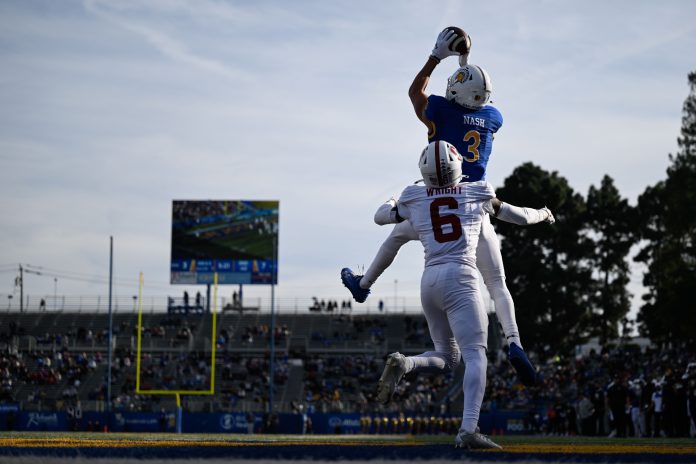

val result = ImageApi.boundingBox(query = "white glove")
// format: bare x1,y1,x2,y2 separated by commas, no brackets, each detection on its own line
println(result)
431,29,458,62
541,206,556,225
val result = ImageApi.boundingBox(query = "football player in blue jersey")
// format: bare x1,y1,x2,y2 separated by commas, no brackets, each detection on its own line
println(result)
341,29,553,389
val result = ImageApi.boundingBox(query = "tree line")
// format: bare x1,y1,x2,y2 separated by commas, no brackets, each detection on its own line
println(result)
493,71,696,356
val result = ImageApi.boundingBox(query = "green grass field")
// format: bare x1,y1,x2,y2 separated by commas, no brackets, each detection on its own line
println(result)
4,431,693,445
2,431,695,462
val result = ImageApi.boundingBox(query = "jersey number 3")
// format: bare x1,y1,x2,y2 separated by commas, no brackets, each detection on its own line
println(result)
463,130,480,162
429,197,462,243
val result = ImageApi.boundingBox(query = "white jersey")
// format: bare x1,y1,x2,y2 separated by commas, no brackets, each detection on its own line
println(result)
396,181,495,267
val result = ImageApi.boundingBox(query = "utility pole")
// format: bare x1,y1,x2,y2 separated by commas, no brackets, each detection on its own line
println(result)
19,265,23,313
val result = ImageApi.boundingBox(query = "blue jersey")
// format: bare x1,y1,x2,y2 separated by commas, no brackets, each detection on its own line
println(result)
425,95,503,182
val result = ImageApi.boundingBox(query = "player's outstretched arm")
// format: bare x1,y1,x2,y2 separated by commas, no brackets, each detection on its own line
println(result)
409,30,457,126
485,198,555,225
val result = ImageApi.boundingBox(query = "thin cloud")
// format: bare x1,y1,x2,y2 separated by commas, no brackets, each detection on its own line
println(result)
83,0,245,80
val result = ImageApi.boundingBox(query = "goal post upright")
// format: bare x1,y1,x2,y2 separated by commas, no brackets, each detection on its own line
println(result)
135,272,218,434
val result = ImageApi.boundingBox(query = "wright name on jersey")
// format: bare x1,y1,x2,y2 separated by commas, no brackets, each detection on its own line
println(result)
396,180,495,266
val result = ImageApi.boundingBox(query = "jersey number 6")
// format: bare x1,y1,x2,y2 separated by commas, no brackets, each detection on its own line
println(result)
429,197,462,243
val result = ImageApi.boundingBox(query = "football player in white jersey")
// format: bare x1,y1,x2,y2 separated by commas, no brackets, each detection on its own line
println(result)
377,140,501,449
342,29,553,387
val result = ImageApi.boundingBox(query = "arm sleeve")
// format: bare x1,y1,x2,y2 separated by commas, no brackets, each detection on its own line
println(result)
495,202,550,225
374,198,403,225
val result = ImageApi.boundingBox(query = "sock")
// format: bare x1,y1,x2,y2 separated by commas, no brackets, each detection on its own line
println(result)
460,346,487,434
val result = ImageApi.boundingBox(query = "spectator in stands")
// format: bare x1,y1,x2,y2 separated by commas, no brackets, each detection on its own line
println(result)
607,374,629,437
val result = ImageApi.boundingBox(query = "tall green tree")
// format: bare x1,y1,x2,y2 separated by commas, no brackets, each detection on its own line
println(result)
494,163,593,355
584,175,636,343
635,71,696,344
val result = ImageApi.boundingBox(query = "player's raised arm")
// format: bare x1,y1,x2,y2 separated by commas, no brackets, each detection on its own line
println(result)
408,57,439,126
409,29,459,126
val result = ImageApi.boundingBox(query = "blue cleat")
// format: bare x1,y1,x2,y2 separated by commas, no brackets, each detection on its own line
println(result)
341,267,370,303
509,342,537,387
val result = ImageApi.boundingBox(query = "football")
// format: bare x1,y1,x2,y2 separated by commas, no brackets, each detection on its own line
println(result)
444,26,471,54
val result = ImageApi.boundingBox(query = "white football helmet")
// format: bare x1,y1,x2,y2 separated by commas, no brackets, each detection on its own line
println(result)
446,64,492,109
419,141,463,188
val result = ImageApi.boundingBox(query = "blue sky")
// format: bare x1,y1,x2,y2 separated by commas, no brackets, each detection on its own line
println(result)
1,0,695,316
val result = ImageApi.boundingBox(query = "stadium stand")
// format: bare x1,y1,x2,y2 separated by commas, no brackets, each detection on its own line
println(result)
1,309,695,437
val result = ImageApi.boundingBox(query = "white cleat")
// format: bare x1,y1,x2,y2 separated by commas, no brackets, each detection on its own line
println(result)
376,352,407,404
454,430,502,450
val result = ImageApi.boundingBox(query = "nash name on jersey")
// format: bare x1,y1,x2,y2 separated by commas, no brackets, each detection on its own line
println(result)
425,95,503,182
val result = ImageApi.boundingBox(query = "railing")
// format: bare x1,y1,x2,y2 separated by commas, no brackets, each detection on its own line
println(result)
0,294,428,315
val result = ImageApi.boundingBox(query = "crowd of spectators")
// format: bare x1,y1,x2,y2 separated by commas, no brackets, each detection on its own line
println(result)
2,311,696,438
482,343,696,438
0,352,27,402
308,298,353,313
238,324,290,345
302,354,454,416
309,316,387,348
218,353,289,411
296,336,696,438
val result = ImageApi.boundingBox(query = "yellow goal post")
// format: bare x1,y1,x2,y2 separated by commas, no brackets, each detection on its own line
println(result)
134,272,218,431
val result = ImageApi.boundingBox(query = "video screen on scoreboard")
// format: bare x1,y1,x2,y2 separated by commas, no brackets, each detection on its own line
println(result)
170,200,279,285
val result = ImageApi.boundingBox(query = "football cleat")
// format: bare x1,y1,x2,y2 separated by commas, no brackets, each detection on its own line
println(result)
509,342,537,387
455,430,502,449
340,267,370,303
376,352,407,404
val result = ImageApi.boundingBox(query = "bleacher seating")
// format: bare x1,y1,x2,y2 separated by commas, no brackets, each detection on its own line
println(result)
2,310,456,415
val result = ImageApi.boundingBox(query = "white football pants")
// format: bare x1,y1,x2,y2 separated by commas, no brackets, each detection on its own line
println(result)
416,261,488,434
363,214,521,344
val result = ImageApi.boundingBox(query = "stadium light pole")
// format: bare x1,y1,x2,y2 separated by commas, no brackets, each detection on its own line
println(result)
53,278,57,311
106,236,114,432
268,236,277,416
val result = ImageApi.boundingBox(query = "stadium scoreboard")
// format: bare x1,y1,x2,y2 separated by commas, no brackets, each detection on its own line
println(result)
170,200,279,285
